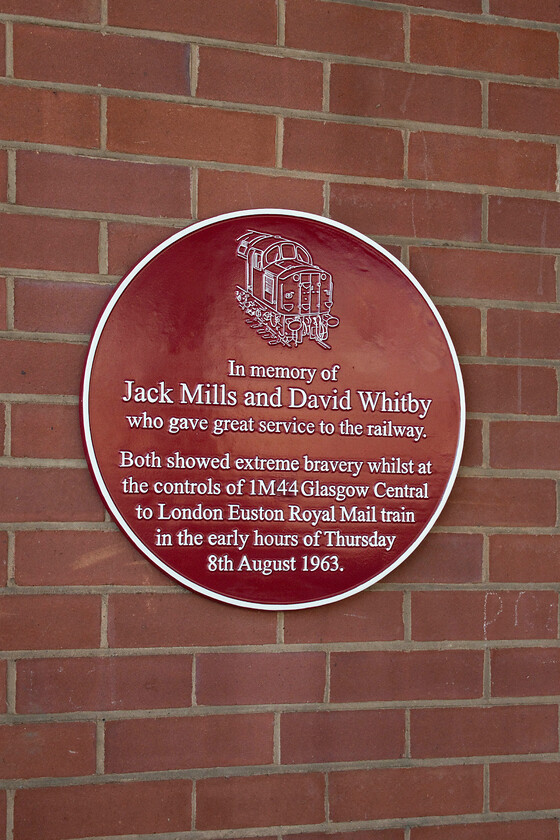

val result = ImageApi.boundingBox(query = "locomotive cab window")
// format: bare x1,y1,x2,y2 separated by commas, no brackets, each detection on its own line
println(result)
267,246,281,266
281,243,296,260
279,243,312,264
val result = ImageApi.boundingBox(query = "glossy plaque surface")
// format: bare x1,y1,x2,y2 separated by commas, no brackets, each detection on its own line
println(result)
82,210,464,610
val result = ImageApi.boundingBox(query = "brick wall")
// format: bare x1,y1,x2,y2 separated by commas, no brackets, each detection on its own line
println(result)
1,0,559,837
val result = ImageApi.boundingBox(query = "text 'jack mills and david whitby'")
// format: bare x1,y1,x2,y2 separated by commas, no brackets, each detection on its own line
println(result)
121,380,433,420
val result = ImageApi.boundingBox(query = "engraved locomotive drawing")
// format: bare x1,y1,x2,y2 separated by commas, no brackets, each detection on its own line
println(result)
235,230,339,349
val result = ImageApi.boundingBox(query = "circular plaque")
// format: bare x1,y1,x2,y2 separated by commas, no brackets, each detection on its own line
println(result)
82,210,464,610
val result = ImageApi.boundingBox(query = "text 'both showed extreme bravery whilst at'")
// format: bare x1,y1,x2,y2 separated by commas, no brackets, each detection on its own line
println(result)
115,357,438,579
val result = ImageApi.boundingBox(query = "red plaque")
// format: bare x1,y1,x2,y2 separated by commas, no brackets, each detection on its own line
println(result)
82,211,464,609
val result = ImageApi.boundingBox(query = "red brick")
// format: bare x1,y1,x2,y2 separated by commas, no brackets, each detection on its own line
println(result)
0,0,99,21
17,152,191,218
331,184,481,242
0,532,7,587
438,305,481,356
412,590,557,641
0,215,98,273
8,399,79,463
0,670,7,743
0,151,7,203
388,532,483,584
0,403,5,457
409,131,556,191
14,779,192,840
285,0,403,61
411,16,558,77
411,705,557,759
488,309,560,360
412,819,559,840
14,529,166,586
198,169,324,219
0,339,86,395
462,363,557,415
490,534,560,583
491,420,560,469
378,241,404,261
331,650,483,702
14,279,111,336
196,773,325,830
108,97,276,166
0,467,104,522
0,594,101,650
330,765,483,822
109,0,277,44
106,713,273,773
17,654,192,713
489,196,560,249
0,85,99,147
282,709,405,764
490,0,560,23
0,660,6,715
462,418,483,468
438,477,556,527
14,25,189,95
284,119,404,179
108,222,177,276
108,592,277,647
409,247,557,302
491,762,560,812
18,403,81,464
196,652,325,705
0,721,96,779
286,833,404,840
284,590,403,644
492,648,560,697
0,277,6,330
197,47,322,111
490,83,560,136
395,0,483,7
0,791,5,840
330,63,481,128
